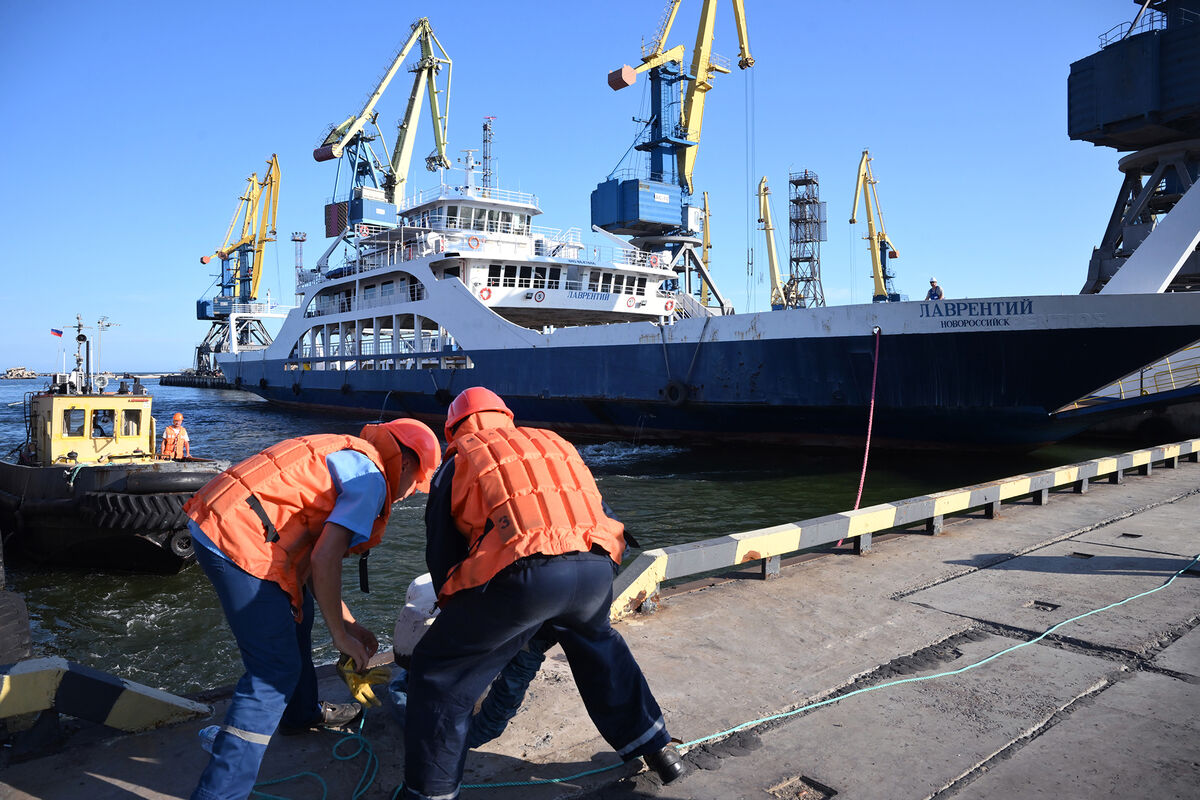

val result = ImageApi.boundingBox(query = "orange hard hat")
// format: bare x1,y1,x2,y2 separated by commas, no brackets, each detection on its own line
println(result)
360,418,442,495
444,386,512,441
173,413,184,422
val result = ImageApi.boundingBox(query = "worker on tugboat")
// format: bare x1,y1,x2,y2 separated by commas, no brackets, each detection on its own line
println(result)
397,387,684,800
182,418,441,800
161,412,190,459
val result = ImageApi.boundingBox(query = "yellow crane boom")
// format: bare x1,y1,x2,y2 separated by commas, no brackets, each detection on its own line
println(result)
200,154,280,301
314,18,451,202
608,0,754,195
849,149,900,302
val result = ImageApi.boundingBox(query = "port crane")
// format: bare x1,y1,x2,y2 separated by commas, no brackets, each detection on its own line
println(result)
850,149,901,302
193,155,285,373
314,18,451,238
758,177,801,310
592,0,753,315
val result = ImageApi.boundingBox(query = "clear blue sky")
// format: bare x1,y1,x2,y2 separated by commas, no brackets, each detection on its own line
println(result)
0,1,1138,372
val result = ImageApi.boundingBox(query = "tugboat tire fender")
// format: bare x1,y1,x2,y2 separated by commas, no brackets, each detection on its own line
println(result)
126,472,212,494
84,492,189,533
664,380,689,407
168,528,194,559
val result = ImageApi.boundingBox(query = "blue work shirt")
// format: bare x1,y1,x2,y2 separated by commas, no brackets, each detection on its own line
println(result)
191,449,388,558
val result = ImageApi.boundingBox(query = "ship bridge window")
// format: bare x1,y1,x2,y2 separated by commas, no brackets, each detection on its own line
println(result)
636,277,647,296
488,265,502,287
518,266,533,288
122,410,142,436
548,267,561,289
613,274,625,294
429,207,444,229
63,408,85,437
92,409,115,438
446,205,459,228
600,273,613,293
503,265,517,287
487,210,499,232
532,266,547,288
364,284,378,302
588,272,598,291
471,207,487,231
381,280,394,298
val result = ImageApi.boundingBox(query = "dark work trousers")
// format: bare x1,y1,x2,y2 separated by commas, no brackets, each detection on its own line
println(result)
401,551,671,800
192,542,320,800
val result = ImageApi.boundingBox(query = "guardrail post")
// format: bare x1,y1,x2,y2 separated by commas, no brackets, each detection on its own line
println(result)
985,501,1000,519
1137,462,1152,476
926,515,944,535
761,555,780,580
1164,455,1178,469
1074,477,1089,495
853,533,873,554
1186,452,1199,464
1033,488,1049,505
1110,469,1125,484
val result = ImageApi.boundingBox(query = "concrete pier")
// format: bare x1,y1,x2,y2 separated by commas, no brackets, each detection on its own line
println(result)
2,447,1198,799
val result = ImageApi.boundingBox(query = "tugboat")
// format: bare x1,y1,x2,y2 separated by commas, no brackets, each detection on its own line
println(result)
0,319,229,573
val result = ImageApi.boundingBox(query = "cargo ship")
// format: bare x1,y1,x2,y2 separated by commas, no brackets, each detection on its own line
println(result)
216,10,1200,450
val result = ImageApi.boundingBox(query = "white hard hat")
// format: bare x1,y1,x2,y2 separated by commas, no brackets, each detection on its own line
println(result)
929,276,938,282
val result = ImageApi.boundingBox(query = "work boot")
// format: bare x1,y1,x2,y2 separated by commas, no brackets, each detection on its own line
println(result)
643,744,685,784
281,701,362,734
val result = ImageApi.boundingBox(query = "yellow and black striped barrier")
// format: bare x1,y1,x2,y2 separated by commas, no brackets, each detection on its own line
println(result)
610,439,1200,621
0,656,209,731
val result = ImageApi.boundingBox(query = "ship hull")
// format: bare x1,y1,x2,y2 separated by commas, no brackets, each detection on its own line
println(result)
221,293,1200,449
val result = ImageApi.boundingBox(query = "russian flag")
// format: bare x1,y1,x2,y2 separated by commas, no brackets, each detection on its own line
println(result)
50,328,63,337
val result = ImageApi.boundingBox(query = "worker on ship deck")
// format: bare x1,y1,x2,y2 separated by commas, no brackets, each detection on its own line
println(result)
183,418,441,800
925,277,945,301
397,387,684,800
161,412,190,459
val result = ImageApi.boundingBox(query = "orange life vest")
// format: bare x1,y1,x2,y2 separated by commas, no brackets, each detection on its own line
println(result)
438,424,625,600
184,434,393,619
162,425,187,458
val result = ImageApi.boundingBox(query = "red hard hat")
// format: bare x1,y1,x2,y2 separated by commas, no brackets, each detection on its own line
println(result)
444,386,512,441
360,418,442,496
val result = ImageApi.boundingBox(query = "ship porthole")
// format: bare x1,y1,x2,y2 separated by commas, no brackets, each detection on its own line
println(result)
292,383,301,395
664,380,689,407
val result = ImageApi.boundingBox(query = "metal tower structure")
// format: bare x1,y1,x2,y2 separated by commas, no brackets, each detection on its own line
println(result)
482,116,495,189
1070,0,1200,293
788,170,827,307
292,232,307,303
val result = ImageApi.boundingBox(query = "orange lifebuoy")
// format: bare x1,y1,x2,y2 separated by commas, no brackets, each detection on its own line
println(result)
664,299,675,312
649,254,659,267
468,236,482,249
479,287,492,301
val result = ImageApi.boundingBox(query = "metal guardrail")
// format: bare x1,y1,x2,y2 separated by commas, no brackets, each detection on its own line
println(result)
1069,344,1200,404
610,439,1200,621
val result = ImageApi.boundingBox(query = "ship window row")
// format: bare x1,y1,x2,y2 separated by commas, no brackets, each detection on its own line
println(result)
486,265,563,289
60,408,142,439
307,280,423,318
588,272,648,296
422,205,531,236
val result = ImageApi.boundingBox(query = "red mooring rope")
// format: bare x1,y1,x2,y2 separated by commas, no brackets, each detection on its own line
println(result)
840,326,882,547
854,326,883,510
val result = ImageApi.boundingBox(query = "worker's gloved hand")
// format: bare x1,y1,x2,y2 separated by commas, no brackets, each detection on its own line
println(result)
336,654,391,707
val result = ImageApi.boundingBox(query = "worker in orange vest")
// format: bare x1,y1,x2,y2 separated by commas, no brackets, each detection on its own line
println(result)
398,388,684,800
161,412,190,459
184,418,441,800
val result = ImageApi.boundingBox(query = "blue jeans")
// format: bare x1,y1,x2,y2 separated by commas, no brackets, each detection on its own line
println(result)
191,545,320,800
400,552,670,800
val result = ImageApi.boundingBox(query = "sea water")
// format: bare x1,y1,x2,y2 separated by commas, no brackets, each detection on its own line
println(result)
0,377,1128,693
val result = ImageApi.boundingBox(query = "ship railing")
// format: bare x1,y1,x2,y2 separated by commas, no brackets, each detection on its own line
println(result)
1099,8,1166,47
304,286,426,319
299,331,448,360
609,440,1200,621
1068,343,1200,403
398,184,541,212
